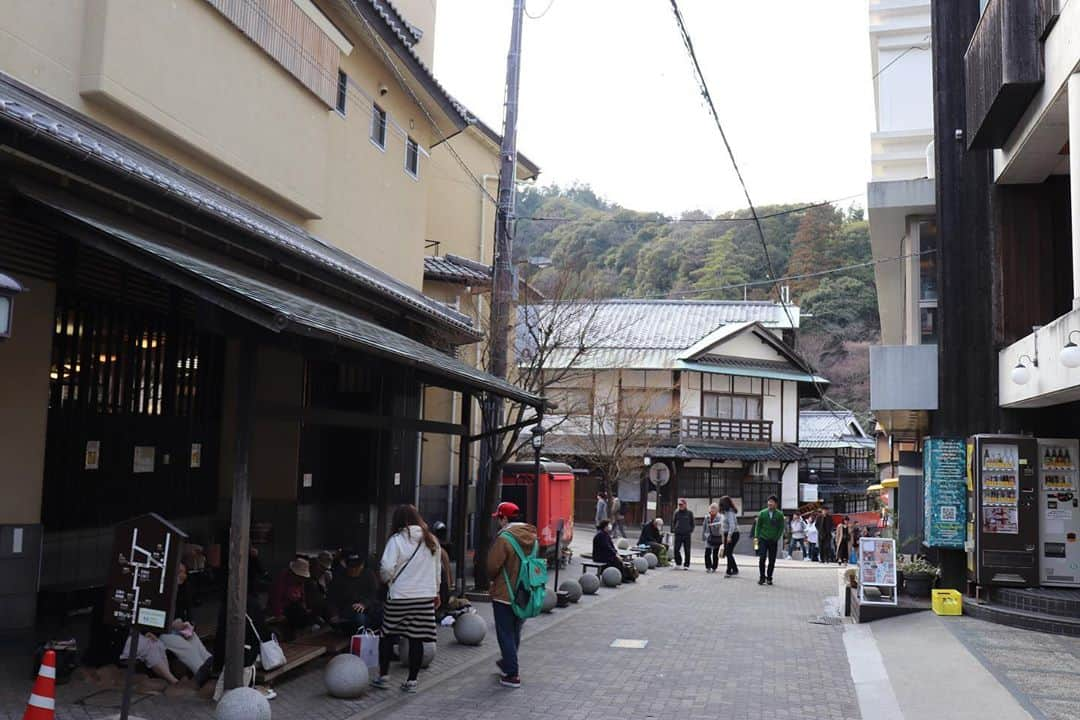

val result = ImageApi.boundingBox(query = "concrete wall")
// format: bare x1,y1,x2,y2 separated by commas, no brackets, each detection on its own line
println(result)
0,0,443,288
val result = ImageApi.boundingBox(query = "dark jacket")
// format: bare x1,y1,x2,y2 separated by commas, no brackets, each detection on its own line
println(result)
639,522,663,545
672,508,695,536
327,568,380,619
592,530,620,565
486,523,539,604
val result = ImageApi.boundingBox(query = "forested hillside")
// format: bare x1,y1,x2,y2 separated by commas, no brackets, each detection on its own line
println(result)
514,185,879,417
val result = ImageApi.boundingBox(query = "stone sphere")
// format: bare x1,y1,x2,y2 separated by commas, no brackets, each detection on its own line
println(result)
541,588,557,613
216,687,271,720
644,552,659,568
602,566,623,587
398,638,436,668
633,556,649,574
579,572,600,594
452,612,487,645
559,579,583,603
324,653,369,698
616,538,631,550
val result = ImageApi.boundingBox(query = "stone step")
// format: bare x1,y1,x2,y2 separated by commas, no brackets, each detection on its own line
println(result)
990,586,1080,619
963,598,1080,637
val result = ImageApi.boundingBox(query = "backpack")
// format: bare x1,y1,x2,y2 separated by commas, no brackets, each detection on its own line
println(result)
499,530,547,619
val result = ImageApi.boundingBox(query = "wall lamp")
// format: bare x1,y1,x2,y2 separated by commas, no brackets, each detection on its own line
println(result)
1061,331,1080,369
1011,354,1037,386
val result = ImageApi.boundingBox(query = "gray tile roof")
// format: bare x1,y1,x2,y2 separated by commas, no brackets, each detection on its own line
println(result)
799,411,874,450
0,73,478,339
637,443,806,463
424,254,492,284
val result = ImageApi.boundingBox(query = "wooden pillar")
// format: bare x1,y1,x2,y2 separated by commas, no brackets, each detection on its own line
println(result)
454,393,472,594
224,340,255,690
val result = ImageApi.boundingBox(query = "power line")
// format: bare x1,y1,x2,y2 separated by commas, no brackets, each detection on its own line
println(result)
525,0,556,20
872,40,929,81
668,0,851,417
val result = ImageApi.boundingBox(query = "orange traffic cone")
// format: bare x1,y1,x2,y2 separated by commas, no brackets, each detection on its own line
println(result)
23,649,56,720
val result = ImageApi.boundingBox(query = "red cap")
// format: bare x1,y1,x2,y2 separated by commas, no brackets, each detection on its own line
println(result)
492,502,520,519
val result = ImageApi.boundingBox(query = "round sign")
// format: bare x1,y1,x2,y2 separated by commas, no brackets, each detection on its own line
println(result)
649,462,670,487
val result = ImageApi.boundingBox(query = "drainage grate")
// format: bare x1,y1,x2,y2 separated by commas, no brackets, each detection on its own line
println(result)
808,616,843,626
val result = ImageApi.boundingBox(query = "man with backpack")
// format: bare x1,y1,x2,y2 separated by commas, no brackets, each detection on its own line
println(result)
486,501,542,689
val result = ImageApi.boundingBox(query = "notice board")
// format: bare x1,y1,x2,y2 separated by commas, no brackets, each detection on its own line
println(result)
923,437,967,549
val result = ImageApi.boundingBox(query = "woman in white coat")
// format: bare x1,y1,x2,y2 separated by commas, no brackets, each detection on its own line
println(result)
372,504,441,693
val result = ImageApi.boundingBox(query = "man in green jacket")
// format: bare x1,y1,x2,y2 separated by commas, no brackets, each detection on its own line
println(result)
753,495,785,586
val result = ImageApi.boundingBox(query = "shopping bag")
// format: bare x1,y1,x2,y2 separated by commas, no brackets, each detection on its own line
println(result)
350,632,378,669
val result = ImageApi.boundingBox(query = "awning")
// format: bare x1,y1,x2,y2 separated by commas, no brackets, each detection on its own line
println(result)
676,360,830,386
867,484,883,492
646,443,807,463
881,478,899,489
25,185,543,408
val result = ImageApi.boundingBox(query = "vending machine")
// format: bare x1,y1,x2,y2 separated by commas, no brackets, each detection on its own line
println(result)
1037,438,1080,587
967,435,1039,587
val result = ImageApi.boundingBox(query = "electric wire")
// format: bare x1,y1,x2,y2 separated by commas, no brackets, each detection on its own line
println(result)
525,0,556,20
669,0,854,418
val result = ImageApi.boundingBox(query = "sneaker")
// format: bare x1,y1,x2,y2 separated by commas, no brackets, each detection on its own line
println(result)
370,676,390,690
400,680,418,693
767,578,773,586
758,577,766,585
500,675,521,689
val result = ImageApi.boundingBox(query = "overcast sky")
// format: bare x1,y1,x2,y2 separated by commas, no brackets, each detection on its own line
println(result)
434,0,874,217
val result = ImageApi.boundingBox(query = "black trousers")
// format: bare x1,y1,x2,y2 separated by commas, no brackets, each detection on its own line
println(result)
758,538,778,580
704,541,721,570
724,532,740,574
673,534,691,567
379,634,422,681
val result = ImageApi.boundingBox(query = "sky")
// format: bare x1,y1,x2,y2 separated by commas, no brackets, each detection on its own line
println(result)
433,0,874,217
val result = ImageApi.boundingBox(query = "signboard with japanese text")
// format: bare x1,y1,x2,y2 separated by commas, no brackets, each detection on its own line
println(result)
924,437,967,548
104,514,186,632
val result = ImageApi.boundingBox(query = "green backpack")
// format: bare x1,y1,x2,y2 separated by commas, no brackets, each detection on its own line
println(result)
499,531,547,619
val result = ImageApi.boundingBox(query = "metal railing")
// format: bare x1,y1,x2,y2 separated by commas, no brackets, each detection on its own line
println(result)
645,416,772,444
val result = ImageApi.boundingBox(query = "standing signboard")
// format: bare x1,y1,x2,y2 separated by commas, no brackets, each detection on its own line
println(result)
923,437,967,549
858,536,897,606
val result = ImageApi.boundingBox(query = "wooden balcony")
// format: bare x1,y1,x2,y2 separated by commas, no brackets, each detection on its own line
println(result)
645,416,773,445
964,0,1047,150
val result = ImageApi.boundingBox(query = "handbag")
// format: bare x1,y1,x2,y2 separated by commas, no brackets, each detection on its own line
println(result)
350,631,379,669
248,615,286,672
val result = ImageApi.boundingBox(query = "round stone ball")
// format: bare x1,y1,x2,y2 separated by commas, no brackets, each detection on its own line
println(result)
633,556,649,574
324,653,369,698
558,579,583,603
644,552,659,568
216,687,271,720
397,638,436,668
541,588,557,613
602,566,623,587
452,612,487,645
616,538,631,550
579,572,600,594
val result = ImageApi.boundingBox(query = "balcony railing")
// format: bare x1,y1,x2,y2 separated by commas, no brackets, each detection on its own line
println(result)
645,416,773,445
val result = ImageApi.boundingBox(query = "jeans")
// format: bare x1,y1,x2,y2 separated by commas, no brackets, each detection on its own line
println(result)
493,601,525,677
724,532,740,575
704,541,721,571
673,534,691,568
808,542,819,562
788,538,806,558
758,538,778,580
379,634,422,681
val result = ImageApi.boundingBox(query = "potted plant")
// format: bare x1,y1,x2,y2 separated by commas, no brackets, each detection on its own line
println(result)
899,556,939,597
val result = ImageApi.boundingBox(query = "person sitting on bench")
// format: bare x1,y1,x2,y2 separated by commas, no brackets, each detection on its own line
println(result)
157,562,213,686
638,518,669,565
327,552,383,636
592,520,637,582
270,557,319,636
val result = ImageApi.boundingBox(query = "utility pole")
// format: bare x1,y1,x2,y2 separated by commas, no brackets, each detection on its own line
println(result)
475,0,526,590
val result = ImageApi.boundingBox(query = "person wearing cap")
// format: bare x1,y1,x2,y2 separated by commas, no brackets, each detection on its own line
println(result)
486,501,537,689
638,517,669,566
671,498,695,570
270,556,317,635
328,552,383,636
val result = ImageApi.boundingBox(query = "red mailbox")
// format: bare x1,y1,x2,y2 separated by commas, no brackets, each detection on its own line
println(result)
501,461,575,558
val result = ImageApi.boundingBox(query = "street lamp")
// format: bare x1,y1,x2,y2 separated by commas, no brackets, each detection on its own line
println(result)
0,271,26,340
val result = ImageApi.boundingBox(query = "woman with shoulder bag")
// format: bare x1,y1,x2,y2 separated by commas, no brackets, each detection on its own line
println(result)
719,496,740,577
702,503,724,573
373,505,441,694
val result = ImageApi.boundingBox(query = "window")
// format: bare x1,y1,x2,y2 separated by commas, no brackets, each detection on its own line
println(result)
335,70,348,115
679,468,742,499
620,389,673,417
371,104,387,148
702,392,761,420
405,137,420,178
917,218,938,344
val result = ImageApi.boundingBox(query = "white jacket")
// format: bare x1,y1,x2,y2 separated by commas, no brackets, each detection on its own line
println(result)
380,525,441,600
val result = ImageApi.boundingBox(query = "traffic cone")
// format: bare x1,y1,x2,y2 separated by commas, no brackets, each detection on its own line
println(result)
23,649,56,720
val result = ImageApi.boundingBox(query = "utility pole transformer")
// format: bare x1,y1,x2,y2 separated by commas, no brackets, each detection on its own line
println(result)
476,0,526,590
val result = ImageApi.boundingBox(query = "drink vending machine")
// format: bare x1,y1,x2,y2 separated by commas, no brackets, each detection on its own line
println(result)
1037,438,1080,587
966,435,1039,587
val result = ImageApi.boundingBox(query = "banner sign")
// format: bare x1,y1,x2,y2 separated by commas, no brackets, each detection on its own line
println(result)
924,437,967,548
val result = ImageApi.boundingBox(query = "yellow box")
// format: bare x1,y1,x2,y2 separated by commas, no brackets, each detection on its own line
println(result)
932,589,963,616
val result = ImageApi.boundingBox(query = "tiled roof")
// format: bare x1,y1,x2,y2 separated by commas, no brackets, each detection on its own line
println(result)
0,73,478,339
799,411,874,449
642,443,807,463
424,254,491,284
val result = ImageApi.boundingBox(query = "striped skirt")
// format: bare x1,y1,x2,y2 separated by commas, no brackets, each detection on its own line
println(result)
382,597,437,642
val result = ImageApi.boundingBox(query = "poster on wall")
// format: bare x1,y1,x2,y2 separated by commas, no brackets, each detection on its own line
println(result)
133,446,155,474
923,437,967,548
190,443,202,469
85,440,100,470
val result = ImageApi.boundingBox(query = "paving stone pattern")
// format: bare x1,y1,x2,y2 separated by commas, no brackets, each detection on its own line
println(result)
947,616,1080,720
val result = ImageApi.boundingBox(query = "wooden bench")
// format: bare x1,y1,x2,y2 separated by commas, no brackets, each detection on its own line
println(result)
580,561,605,576
255,627,349,684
